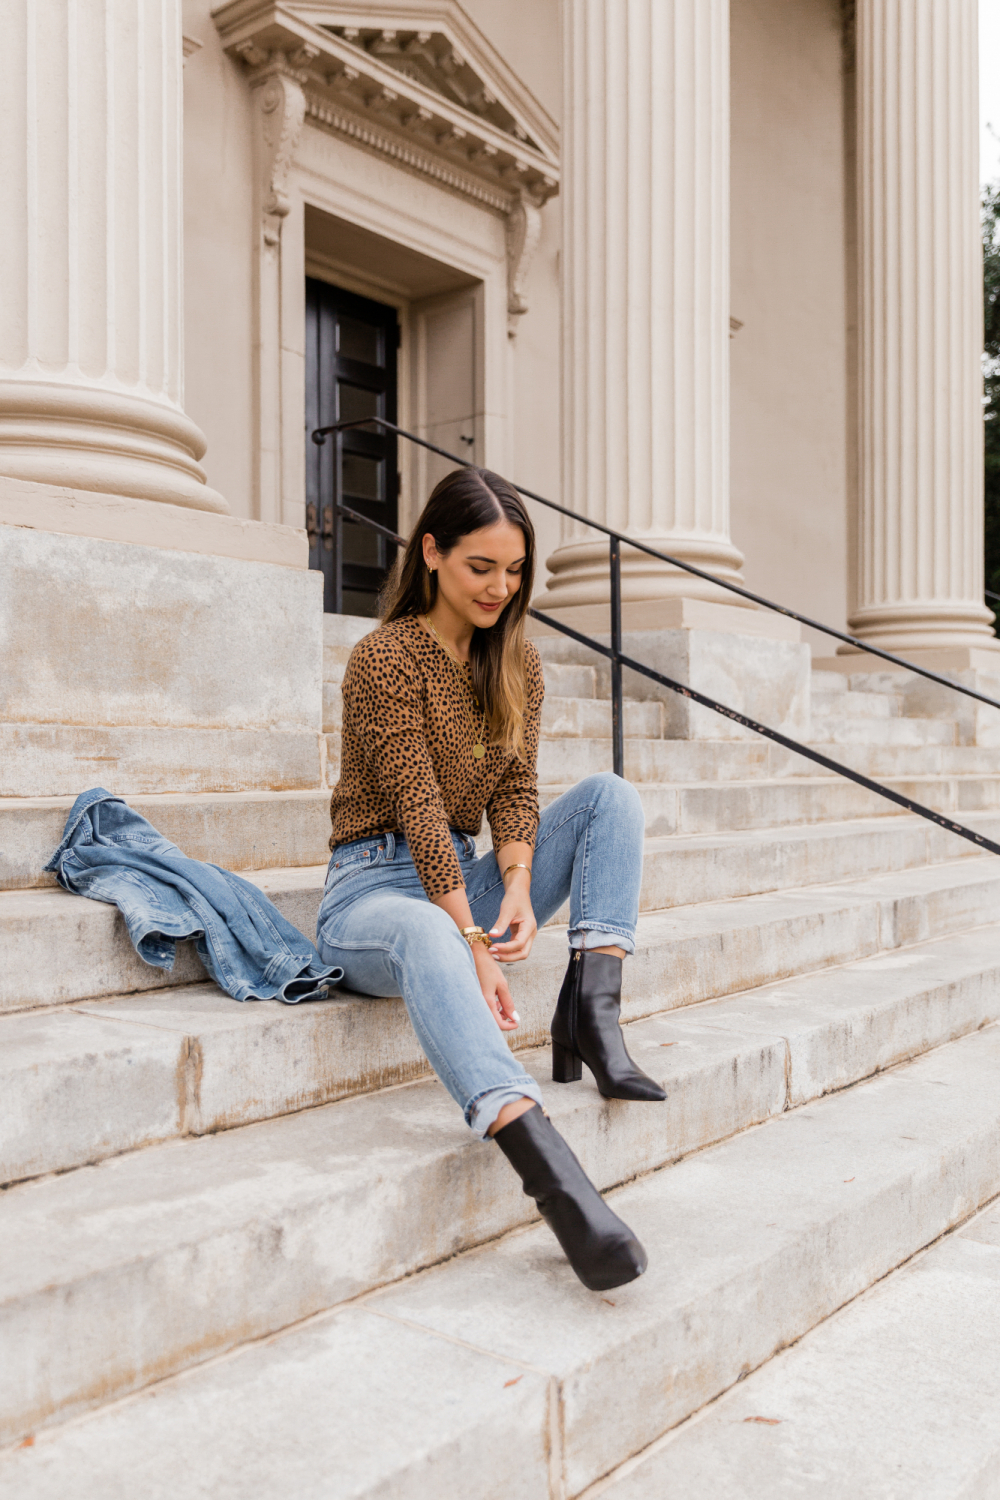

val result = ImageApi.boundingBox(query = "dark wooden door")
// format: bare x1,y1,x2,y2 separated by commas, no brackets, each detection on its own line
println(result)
305,279,399,615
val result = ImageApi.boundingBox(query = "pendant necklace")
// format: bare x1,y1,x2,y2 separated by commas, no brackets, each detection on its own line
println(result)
421,616,488,759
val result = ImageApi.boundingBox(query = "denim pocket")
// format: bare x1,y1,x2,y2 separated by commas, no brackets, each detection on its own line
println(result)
326,841,387,888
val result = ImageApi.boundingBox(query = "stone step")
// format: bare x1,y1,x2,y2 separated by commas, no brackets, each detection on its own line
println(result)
7,812,1000,1017
598,1199,1000,1499
768,739,1000,778
358,1026,1000,1497
539,736,768,785
7,857,1000,1184
810,713,957,746
322,679,341,732
0,723,325,800
809,668,852,693
4,925,1000,1440
0,790,332,892
537,660,598,698
811,688,900,718
536,734,1000,786
322,612,375,668
635,813,1000,909
331,653,601,704
318,727,1000,790
9,763,1000,893
7,846,1000,1182
541,772,1000,837
323,684,663,740
544,695,666,739
0,1305,553,1500
4,1024,999,1489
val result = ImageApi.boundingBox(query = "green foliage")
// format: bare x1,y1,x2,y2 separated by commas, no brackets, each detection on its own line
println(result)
984,181,1000,600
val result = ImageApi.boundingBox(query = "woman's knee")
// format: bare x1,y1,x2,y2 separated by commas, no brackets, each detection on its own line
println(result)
579,770,644,829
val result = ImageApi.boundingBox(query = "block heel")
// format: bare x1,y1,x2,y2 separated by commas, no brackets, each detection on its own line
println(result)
552,1041,583,1083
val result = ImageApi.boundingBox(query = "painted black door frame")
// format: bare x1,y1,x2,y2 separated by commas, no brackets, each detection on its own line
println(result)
305,278,399,614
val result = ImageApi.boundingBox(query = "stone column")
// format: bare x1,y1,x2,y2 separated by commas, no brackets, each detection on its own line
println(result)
536,0,745,623
0,0,226,513
846,0,993,659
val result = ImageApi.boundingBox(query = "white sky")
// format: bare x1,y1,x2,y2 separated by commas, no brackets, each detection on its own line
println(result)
982,0,1000,186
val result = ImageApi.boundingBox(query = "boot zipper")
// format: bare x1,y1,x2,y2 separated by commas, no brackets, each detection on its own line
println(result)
570,950,581,1044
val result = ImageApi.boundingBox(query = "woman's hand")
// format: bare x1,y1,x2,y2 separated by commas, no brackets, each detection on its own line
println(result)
487,870,537,963
473,943,520,1031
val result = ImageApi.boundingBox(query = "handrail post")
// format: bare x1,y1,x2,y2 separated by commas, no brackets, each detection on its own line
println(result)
610,536,624,778
332,427,344,615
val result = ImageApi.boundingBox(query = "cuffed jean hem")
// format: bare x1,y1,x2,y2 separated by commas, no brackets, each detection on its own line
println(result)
466,1076,545,1138
568,922,636,955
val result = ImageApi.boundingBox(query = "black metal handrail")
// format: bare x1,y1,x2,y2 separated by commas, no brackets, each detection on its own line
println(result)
316,417,1000,716
313,417,1000,861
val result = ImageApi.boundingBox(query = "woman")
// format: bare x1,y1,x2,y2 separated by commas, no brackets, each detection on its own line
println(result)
317,466,665,1292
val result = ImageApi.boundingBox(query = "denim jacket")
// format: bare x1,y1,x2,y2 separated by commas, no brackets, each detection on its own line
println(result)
45,789,343,1004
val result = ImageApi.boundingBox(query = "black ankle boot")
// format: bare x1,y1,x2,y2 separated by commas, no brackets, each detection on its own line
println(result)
551,951,667,1101
493,1106,647,1291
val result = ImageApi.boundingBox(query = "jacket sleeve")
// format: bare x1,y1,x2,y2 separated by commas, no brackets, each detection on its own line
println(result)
343,636,465,900
486,642,544,854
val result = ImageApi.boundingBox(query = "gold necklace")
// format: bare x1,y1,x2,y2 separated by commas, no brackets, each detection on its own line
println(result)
421,616,488,759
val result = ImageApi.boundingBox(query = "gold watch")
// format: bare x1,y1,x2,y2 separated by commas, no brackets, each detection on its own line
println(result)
461,925,493,949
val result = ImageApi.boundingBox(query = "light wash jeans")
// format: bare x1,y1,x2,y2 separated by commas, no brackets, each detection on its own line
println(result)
316,772,644,1136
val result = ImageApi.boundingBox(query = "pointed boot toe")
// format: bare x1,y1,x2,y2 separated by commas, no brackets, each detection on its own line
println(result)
580,1231,648,1292
551,951,667,1102
603,1074,667,1104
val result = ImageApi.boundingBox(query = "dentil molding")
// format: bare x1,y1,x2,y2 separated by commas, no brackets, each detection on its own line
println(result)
213,0,559,324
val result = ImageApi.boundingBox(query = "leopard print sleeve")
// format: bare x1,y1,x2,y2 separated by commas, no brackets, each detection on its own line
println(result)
342,632,465,899
486,640,544,854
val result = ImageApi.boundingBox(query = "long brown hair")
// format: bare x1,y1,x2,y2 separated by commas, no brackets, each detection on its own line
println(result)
380,467,536,755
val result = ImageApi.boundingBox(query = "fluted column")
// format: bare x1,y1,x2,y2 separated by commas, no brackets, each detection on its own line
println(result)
0,0,226,512
847,0,992,654
537,0,743,617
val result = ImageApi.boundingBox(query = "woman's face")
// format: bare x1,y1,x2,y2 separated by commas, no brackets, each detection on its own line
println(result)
423,519,527,630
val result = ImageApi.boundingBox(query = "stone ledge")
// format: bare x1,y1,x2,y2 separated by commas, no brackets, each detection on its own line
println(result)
367,1027,1000,1496
0,474,308,569
3,1019,999,1459
528,594,802,643
8,817,1000,1014
0,790,332,890
0,725,325,799
5,906,1000,1186
605,1212,1000,1498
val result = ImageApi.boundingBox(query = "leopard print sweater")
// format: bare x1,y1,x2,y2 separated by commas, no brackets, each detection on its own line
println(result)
330,614,544,899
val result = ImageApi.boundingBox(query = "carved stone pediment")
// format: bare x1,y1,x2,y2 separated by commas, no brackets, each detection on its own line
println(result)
323,24,542,151
212,0,559,214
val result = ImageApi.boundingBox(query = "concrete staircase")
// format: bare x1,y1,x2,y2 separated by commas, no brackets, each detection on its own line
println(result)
4,616,1000,1497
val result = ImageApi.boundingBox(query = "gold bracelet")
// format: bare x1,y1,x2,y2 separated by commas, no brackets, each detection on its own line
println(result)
501,862,532,882
461,925,493,949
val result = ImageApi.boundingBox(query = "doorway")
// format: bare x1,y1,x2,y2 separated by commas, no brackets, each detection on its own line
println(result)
305,279,399,615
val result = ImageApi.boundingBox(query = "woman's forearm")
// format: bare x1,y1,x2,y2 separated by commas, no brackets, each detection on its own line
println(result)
433,886,477,931
432,841,534,932
495,840,534,884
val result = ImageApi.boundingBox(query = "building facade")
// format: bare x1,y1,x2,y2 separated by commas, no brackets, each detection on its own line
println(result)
8,5,1000,1474
2,0,992,670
